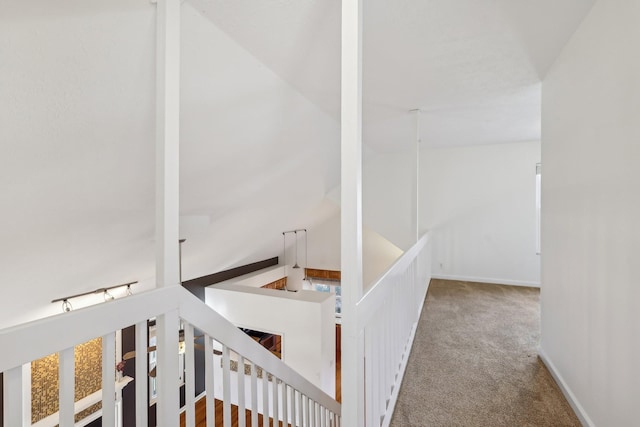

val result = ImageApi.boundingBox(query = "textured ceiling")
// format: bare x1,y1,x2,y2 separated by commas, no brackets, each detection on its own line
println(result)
190,0,595,150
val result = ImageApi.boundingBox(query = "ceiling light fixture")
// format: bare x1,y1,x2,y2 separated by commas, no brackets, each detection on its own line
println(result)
292,230,300,269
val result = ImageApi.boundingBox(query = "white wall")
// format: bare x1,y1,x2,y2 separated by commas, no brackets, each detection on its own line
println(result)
540,1,640,426
0,0,158,329
421,141,541,287
205,284,336,396
363,149,416,251
305,213,404,288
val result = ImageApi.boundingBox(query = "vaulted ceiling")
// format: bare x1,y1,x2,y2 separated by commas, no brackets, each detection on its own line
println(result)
192,0,595,150
0,0,594,327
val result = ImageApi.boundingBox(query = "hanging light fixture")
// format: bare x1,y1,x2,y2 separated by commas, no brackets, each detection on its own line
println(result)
282,232,287,266
292,230,300,269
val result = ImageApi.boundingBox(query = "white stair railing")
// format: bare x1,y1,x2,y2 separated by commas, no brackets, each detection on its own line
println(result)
346,233,431,427
0,286,340,427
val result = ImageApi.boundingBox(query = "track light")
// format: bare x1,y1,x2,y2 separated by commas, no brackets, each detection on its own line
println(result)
62,299,73,313
53,281,137,312
103,290,115,301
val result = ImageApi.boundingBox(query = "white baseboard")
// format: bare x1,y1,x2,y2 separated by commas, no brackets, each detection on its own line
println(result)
430,274,540,288
538,348,594,427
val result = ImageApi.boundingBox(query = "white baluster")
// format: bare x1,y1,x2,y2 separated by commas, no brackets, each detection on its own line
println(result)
102,332,116,427
303,395,310,426
237,355,246,427
222,345,231,426
290,387,297,427
250,360,258,427
184,323,196,427
135,321,148,427
365,327,374,426
310,400,316,427
59,346,75,427
282,384,288,426
262,369,269,427
377,319,385,419
272,375,279,425
204,336,215,427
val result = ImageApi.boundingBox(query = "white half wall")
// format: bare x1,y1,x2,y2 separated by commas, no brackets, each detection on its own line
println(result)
540,1,640,426
205,284,336,396
421,141,541,287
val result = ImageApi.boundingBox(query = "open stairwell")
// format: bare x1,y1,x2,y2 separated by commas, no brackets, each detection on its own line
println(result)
0,286,341,427
1,233,431,427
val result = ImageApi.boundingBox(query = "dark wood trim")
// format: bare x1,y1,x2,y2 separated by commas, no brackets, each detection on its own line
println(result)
182,257,279,301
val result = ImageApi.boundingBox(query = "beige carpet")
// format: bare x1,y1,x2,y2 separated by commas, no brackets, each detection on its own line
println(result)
390,279,581,427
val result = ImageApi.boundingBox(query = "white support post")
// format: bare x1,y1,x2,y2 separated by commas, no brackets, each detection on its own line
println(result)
156,310,180,427
59,347,75,427
135,321,149,427
155,0,181,422
102,332,116,427
412,109,422,243
184,323,196,427
341,0,364,425
155,0,181,290
3,364,29,427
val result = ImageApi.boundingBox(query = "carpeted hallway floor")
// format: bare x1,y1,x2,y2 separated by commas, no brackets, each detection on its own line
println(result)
390,279,581,427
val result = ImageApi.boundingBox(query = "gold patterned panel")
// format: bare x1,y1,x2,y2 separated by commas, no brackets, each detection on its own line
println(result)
31,337,103,424
31,352,60,423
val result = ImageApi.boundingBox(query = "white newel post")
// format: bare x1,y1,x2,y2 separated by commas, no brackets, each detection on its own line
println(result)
341,0,364,425
155,0,181,425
